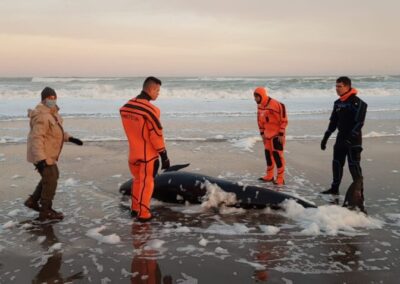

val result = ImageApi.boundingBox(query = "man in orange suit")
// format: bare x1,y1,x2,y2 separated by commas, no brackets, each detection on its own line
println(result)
120,77,170,222
254,87,288,186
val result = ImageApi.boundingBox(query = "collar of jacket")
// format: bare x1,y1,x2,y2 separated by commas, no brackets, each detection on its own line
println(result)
28,103,59,117
258,96,271,108
339,88,358,102
136,91,152,101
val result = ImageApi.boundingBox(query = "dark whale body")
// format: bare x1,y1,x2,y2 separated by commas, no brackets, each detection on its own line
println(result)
119,170,316,209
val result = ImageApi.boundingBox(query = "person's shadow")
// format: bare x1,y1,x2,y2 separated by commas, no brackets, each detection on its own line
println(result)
130,222,172,284
23,222,84,283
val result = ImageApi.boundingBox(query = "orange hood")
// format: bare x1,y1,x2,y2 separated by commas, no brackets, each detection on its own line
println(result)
254,87,268,105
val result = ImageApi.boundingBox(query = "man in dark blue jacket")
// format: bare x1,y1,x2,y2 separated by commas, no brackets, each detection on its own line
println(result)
320,77,367,211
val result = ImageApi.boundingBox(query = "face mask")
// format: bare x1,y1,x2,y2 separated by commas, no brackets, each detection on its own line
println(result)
44,99,57,108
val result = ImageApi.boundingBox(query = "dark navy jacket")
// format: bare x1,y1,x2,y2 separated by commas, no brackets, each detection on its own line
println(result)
327,95,367,145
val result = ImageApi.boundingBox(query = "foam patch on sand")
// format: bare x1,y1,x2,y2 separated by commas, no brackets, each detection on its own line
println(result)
7,209,21,217
259,225,280,235
144,239,165,250
281,200,383,236
201,181,237,209
199,237,209,246
230,136,260,152
64,178,79,187
86,226,121,244
177,273,198,284
202,223,253,235
386,213,400,227
48,243,63,252
2,220,18,229
219,206,246,215
236,258,266,270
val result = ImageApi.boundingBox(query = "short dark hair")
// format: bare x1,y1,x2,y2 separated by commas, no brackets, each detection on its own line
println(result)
143,76,162,89
41,86,57,101
336,76,352,87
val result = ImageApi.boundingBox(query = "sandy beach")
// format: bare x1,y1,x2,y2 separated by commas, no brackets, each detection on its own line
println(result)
1,116,399,283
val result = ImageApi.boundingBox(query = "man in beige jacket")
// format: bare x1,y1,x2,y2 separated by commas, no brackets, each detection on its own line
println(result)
25,87,83,220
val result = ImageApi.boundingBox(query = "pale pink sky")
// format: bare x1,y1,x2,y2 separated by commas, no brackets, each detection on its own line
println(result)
0,0,399,76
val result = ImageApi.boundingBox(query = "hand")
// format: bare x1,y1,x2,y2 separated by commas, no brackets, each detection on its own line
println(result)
260,132,266,143
320,131,331,151
321,139,327,150
159,150,170,170
35,160,47,174
69,137,83,146
278,135,284,145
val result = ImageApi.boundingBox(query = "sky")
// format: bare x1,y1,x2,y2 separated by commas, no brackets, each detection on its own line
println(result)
0,0,399,77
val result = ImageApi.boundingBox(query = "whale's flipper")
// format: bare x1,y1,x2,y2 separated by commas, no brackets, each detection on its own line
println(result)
119,179,132,195
163,163,190,172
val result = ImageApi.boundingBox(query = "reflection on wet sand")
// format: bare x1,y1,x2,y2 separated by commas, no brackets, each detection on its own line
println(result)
24,221,83,283
252,244,270,282
131,222,172,284
329,241,361,271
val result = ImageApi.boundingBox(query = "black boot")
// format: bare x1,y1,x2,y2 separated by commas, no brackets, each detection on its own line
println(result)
321,186,339,195
24,195,40,212
39,200,64,221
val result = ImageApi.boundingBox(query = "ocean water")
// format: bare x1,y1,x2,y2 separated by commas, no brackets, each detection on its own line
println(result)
0,76,399,143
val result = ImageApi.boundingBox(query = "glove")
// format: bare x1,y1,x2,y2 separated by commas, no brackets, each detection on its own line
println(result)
69,137,83,146
260,132,266,144
321,131,331,151
278,132,285,145
35,160,47,174
159,150,170,170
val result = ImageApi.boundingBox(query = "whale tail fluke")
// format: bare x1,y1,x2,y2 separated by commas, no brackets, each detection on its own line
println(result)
343,178,365,213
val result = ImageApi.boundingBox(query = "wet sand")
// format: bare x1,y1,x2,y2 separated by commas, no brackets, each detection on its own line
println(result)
1,128,400,282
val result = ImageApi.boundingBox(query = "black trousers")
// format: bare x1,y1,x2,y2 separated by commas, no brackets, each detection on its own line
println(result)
331,140,363,191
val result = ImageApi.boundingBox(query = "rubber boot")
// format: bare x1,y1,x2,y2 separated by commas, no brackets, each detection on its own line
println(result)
258,175,274,182
259,149,274,182
320,185,339,195
39,200,64,221
137,205,152,223
273,176,285,186
24,195,40,212
259,169,274,182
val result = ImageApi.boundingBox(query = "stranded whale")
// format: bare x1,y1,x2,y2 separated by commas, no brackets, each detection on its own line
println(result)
119,165,316,209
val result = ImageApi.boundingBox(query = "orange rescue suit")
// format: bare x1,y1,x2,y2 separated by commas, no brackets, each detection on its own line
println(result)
255,87,288,184
120,94,166,219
